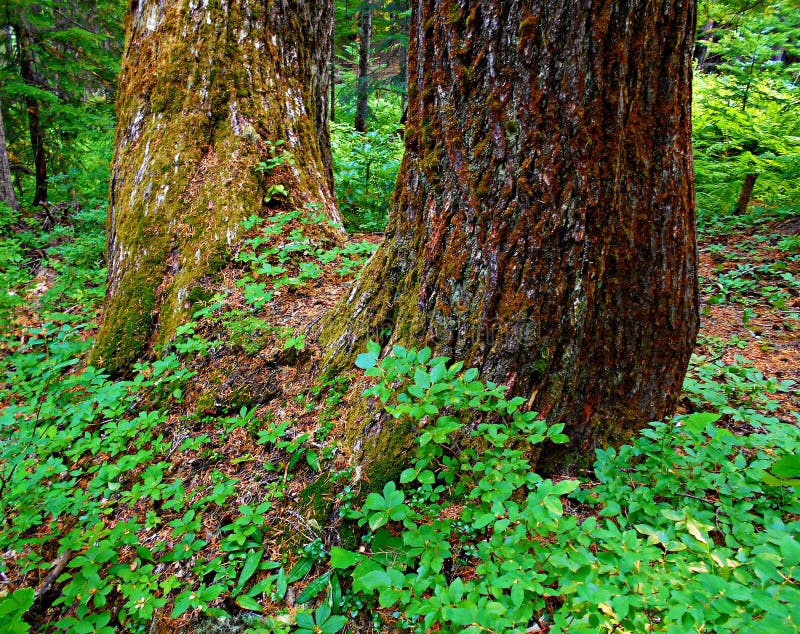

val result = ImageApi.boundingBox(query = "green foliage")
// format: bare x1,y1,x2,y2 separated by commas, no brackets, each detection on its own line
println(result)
188,209,376,356
0,198,371,631
684,353,795,424
693,1,800,232
1,0,123,206
254,140,296,175
331,121,403,231
0,202,27,318
578,411,800,633
334,344,799,633
333,1,409,125
0,588,35,633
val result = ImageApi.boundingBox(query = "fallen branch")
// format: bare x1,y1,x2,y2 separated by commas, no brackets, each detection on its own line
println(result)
30,549,74,613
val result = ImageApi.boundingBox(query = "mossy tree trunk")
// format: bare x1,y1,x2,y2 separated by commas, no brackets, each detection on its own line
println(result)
323,0,699,470
0,102,21,212
92,0,343,374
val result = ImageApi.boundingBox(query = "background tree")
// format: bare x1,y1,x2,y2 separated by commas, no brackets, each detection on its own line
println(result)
0,101,20,211
0,0,123,207
329,0,407,230
354,2,373,132
331,0,409,127
91,0,343,374
692,0,800,220
323,0,700,470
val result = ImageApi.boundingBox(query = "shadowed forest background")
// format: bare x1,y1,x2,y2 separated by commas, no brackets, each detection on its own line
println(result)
0,0,799,632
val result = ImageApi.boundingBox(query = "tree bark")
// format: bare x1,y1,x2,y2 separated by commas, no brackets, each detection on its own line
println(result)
330,41,337,122
398,41,408,123
92,0,343,374
0,101,21,212
322,0,699,471
354,4,372,132
734,173,758,215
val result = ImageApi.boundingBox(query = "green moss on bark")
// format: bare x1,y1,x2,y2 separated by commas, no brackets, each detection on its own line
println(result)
92,0,342,374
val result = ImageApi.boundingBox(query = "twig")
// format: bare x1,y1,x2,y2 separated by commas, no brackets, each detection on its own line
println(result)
25,549,75,619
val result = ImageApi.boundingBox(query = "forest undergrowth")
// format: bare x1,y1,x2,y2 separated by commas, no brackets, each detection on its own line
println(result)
2,26,800,631
0,181,798,633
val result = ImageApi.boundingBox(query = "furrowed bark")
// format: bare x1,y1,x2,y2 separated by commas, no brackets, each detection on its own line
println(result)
92,0,343,374
322,0,699,471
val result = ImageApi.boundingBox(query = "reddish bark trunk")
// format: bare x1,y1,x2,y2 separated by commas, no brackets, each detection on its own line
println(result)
323,0,699,468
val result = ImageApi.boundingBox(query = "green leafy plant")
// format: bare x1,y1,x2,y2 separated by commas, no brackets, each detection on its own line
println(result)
328,343,800,633
331,122,403,231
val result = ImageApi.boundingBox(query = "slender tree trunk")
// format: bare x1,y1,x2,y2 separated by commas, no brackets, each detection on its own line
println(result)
330,42,337,122
92,0,343,374
16,27,47,206
734,173,758,215
694,19,714,70
354,4,372,132
322,0,699,472
398,44,408,123
0,101,21,212
741,49,758,112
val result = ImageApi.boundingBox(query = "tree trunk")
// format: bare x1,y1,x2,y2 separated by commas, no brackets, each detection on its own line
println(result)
694,19,714,70
16,27,48,206
354,4,372,133
0,101,21,212
734,173,758,215
330,42,337,122
91,0,343,374
398,42,408,123
322,0,699,471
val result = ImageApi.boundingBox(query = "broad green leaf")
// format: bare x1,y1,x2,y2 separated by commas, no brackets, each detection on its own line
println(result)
355,569,392,592
297,572,330,604
306,450,320,472
355,352,378,370
329,547,364,569
275,567,287,600
551,479,580,496
443,603,478,625
288,557,314,583
295,612,315,629
235,594,263,612
320,615,348,634
770,454,800,478
232,549,262,595
682,412,722,433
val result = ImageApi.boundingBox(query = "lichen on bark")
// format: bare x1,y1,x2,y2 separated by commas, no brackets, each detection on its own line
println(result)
92,0,343,374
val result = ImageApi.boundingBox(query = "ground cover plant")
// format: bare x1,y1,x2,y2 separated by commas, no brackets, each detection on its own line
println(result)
1,161,798,631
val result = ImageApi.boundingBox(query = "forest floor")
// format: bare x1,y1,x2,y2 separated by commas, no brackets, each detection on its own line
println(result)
1,210,798,632
693,216,799,417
